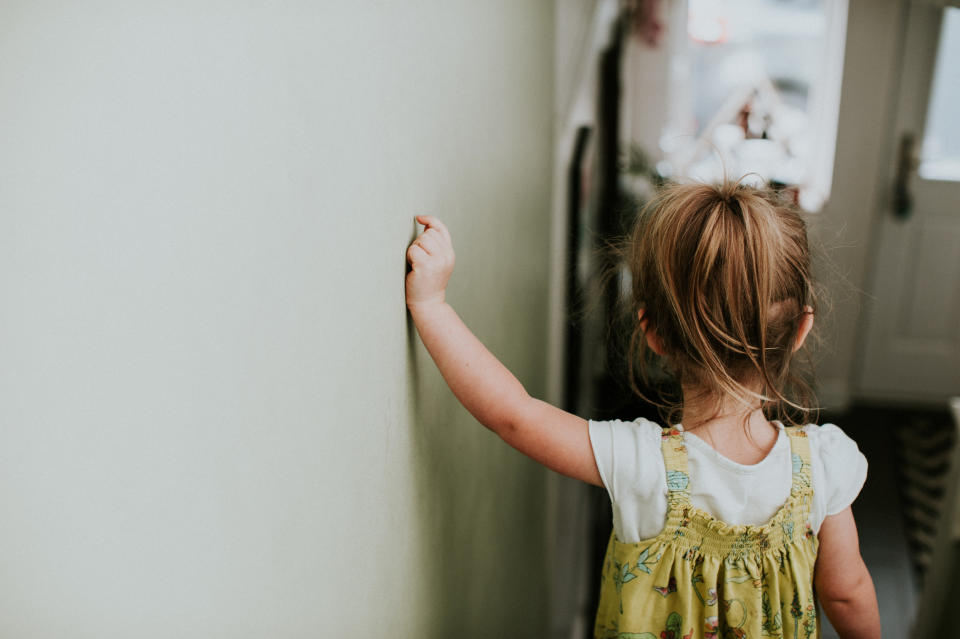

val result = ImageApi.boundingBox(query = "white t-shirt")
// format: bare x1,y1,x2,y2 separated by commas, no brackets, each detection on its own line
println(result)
588,418,868,544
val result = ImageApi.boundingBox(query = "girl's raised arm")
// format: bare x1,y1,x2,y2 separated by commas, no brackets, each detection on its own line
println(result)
406,215,602,487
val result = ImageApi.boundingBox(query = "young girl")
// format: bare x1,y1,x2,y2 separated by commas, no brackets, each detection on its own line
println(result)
405,181,881,638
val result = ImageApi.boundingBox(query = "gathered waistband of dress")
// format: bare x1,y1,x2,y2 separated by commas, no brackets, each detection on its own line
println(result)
611,496,817,561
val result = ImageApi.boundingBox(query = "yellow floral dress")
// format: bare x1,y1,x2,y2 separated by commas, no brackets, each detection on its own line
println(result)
594,426,820,639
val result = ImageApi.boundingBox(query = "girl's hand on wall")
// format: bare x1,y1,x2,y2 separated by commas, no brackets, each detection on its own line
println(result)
403,214,602,487
406,215,455,308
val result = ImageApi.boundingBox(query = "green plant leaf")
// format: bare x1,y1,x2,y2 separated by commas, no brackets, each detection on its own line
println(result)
665,612,682,634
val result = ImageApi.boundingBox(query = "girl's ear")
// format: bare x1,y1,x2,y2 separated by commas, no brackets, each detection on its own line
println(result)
793,306,815,352
638,309,666,356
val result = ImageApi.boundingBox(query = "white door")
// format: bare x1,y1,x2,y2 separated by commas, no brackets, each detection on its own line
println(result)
856,4,960,404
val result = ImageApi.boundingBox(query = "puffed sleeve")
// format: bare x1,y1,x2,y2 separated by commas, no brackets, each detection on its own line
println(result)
588,418,664,507
807,423,869,516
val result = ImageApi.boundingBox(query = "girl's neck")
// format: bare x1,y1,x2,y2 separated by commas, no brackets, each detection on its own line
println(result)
679,386,779,463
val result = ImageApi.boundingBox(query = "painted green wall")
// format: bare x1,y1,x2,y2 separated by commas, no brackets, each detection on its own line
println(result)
0,2,554,636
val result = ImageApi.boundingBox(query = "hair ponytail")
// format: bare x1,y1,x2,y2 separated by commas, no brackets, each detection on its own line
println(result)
626,179,818,428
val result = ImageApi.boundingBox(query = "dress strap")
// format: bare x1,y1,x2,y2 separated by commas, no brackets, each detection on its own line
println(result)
785,425,814,499
660,427,692,509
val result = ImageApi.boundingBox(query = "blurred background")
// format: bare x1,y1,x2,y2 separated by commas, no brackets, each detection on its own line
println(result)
0,1,957,637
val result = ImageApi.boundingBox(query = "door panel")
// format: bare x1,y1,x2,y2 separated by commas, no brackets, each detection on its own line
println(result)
856,5,960,403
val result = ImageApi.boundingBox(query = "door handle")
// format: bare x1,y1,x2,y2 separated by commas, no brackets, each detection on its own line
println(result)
893,132,918,220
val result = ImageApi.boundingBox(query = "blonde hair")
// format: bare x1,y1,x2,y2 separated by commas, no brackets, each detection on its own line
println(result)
626,180,818,428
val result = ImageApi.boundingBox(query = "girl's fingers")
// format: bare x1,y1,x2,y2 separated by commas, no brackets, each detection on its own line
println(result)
418,230,446,255
416,237,435,256
416,215,451,241
409,216,452,267
407,243,429,265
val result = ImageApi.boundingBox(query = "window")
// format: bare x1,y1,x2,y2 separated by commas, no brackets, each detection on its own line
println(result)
919,8,960,182
656,0,847,211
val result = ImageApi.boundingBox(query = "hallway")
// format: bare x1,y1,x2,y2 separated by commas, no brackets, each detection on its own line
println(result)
817,407,948,638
